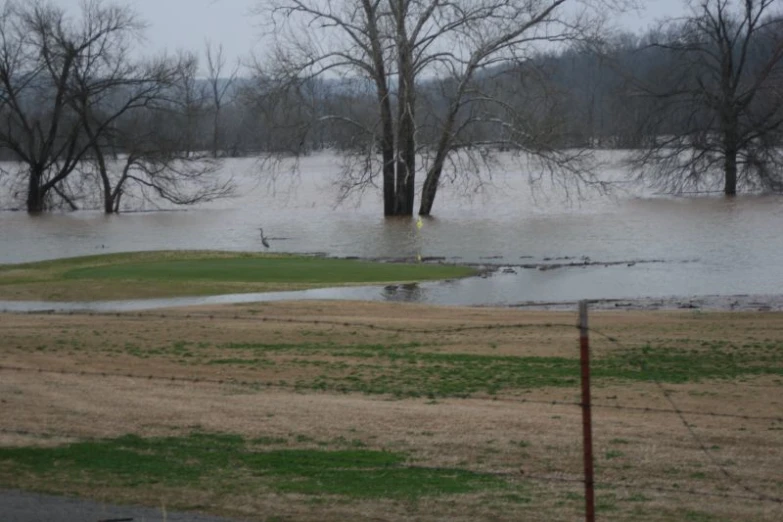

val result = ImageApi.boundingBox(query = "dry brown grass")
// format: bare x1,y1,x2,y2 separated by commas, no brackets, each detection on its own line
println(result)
1,301,782,521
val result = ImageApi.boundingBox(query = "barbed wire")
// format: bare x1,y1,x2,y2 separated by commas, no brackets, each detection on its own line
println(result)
7,310,782,392
598,478,780,504
6,310,783,388
491,395,783,422
0,427,102,442
523,472,779,505
0,364,281,389
2,364,780,424
3,309,581,335
586,325,783,505
585,327,783,390
589,401,782,422
2,309,782,507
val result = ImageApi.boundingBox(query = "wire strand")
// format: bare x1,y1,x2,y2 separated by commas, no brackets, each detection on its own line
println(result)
585,324,783,505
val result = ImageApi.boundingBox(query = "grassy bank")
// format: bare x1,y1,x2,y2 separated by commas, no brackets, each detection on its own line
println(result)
0,250,475,301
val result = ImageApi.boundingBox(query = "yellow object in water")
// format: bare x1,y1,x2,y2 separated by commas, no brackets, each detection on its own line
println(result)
416,216,423,230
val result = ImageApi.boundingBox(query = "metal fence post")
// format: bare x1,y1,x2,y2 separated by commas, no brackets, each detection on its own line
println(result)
579,300,596,522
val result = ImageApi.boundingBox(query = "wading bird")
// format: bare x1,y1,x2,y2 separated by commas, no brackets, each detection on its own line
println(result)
259,228,270,248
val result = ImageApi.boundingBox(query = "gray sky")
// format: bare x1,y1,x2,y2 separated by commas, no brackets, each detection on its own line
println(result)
58,0,687,74
617,0,688,31
59,0,261,72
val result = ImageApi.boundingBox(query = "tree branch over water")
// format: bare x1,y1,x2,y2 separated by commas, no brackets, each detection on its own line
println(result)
250,0,630,217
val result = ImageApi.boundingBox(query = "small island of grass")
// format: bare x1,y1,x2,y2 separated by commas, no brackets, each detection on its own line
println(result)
0,251,476,302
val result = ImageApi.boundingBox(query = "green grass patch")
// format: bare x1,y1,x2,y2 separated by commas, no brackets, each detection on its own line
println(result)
78,335,783,398
192,339,783,397
0,250,474,300
63,256,472,284
0,433,507,500
599,342,783,383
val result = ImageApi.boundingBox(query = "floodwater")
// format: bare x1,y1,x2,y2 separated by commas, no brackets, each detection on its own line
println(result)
1,152,782,307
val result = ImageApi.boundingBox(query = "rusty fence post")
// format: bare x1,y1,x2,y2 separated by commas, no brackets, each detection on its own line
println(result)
579,300,596,522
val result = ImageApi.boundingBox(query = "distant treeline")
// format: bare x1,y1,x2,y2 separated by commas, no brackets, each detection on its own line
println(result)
1,0,781,213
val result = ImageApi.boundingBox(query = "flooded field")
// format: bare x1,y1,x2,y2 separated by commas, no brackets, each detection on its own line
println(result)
2,152,782,305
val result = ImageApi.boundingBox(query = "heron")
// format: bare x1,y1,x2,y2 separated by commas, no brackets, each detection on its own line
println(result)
259,228,270,248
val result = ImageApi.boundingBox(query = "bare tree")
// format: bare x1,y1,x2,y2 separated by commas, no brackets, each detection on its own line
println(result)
73,49,234,213
66,7,174,213
256,0,623,217
101,106,234,212
0,1,237,213
0,0,143,212
205,40,240,158
631,0,783,195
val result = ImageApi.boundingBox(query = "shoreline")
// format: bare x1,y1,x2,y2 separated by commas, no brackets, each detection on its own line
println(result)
1,250,781,313
506,293,783,312
2,292,783,314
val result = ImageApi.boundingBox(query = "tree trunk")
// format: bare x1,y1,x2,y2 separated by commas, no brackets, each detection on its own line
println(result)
394,47,416,215
212,109,220,159
113,189,123,213
722,113,739,196
394,118,415,215
377,86,396,216
419,174,438,216
26,169,45,213
381,142,396,216
419,143,449,216
82,115,116,213
388,1,416,216
724,148,738,196
91,142,114,213
361,0,397,216
419,94,462,216
100,162,114,213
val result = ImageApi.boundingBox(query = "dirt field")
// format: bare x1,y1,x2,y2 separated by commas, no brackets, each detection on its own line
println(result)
1,301,782,521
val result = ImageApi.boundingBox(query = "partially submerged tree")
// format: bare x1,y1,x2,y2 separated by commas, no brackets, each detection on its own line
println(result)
0,1,235,213
0,0,142,212
73,49,235,213
67,11,171,213
631,0,783,195
255,0,624,216
95,107,234,212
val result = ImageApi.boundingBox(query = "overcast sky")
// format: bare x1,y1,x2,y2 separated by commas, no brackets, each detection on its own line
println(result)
58,0,688,75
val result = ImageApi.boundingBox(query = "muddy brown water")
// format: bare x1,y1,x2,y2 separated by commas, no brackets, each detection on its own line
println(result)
2,153,782,306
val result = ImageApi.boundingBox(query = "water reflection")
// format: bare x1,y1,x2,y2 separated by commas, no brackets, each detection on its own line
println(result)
382,283,425,302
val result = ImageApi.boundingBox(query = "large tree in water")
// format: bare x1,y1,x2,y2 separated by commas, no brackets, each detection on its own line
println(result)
632,0,783,196
256,0,622,216
0,0,144,212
